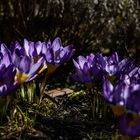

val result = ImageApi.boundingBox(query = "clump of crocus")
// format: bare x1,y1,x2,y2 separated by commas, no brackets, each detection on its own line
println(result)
42,37,75,74
10,39,47,83
72,53,106,120
103,69,140,139
72,52,135,86
103,79,127,116
38,37,75,99
0,43,17,95
103,79,140,116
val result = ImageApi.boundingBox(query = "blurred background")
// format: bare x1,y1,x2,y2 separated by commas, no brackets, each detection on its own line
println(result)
0,0,140,64
0,1,140,139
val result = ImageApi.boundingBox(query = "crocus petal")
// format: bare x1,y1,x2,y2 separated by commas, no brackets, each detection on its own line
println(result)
29,42,38,57
0,85,7,95
24,39,30,55
83,62,90,75
42,42,48,54
0,47,17,95
0,43,12,67
86,53,95,64
103,80,114,103
27,57,44,79
52,37,62,51
19,56,31,74
3,65,16,85
15,41,25,55
59,45,75,64
35,41,42,55
95,53,107,70
113,83,128,105
45,49,54,64
107,52,119,64
77,56,87,69
73,59,80,69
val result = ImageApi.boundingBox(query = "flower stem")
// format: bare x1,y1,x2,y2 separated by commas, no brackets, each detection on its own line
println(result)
39,72,49,103
39,65,58,104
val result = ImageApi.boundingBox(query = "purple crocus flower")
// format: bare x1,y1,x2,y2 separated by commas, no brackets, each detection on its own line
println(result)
0,43,17,95
119,114,140,138
42,37,75,73
103,52,135,80
10,39,46,83
103,79,127,116
72,53,105,84
23,39,47,74
72,54,95,83
103,79,140,115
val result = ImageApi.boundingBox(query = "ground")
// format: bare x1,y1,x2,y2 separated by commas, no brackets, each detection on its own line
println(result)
0,86,121,140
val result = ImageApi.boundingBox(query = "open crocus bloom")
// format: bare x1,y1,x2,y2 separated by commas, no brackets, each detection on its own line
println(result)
10,39,46,83
72,54,95,83
103,52,135,81
72,53,105,83
103,79,140,116
23,39,47,74
0,43,17,95
103,79,127,116
42,37,75,74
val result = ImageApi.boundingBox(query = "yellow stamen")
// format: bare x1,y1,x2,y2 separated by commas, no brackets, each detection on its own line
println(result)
38,65,47,74
15,71,29,83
